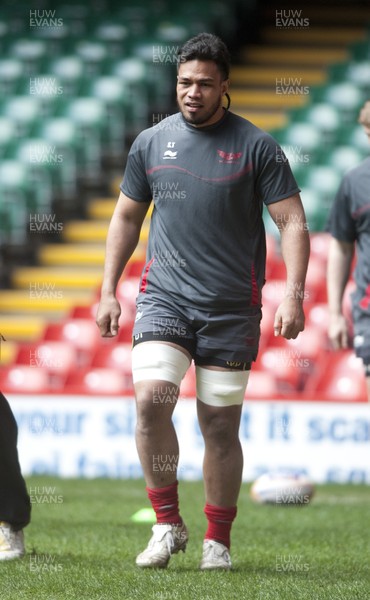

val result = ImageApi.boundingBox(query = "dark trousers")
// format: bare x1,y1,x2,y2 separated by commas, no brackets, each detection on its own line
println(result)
0,392,31,530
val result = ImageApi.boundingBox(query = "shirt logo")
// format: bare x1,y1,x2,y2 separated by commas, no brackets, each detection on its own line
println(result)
217,149,243,164
163,150,178,159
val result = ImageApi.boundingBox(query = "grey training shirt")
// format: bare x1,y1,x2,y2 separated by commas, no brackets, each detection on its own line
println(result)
121,110,300,312
327,156,370,310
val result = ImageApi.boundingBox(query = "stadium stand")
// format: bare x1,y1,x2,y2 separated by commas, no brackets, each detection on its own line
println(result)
0,0,369,401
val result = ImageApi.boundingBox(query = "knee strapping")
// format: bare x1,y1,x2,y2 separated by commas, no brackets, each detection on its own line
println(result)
132,343,191,386
196,366,250,407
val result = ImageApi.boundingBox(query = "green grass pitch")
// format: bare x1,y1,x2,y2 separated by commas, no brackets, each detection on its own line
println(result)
2,477,369,600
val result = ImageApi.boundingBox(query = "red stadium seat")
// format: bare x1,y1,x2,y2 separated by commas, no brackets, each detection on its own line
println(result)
69,303,99,320
91,343,132,375
307,303,330,336
0,365,51,393
255,346,301,392
245,369,281,400
306,350,367,402
116,277,140,304
265,234,277,265
123,259,145,278
262,279,286,310
64,367,132,395
269,259,286,280
117,322,134,343
271,325,327,361
179,363,196,397
309,232,331,267
43,319,101,365
305,255,327,304
15,341,78,388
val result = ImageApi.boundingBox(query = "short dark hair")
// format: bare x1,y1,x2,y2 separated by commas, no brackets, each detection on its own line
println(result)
177,33,230,80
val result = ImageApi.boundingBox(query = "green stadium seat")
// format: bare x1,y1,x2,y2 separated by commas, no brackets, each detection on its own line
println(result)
299,187,328,231
304,165,342,207
75,40,108,76
24,74,64,118
117,6,151,38
10,38,48,75
94,23,129,59
50,55,85,96
16,138,55,211
347,61,370,95
0,117,17,159
305,103,340,147
349,38,370,62
328,146,364,173
281,123,322,163
324,82,365,124
0,161,30,244
155,22,190,44
90,76,128,158
65,97,105,181
39,117,79,200
4,95,41,138
30,21,70,57
0,58,23,97
113,58,150,129
349,124,370,155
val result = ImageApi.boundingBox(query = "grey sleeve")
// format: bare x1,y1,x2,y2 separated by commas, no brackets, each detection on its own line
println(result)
254,134,300,205
120,135,152,203
327,176,357,242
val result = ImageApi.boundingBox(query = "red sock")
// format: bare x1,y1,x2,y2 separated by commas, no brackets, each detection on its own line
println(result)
204,503,237,549
146,480,182,525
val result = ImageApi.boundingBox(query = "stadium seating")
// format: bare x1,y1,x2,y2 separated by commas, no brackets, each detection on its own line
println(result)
43,318,102,365
63,367,131,395
90,343,132,375
0,365,51,394
15,341,78,389
305,350,367,402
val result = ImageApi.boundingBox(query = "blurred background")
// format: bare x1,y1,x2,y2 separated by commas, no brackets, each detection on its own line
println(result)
0,0,369,481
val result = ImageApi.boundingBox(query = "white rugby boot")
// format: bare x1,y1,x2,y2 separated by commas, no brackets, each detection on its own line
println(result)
199,539,232,570
136,522,188,568
0,522,25,560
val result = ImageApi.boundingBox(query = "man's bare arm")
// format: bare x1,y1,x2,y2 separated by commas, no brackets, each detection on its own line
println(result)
96,192,150,337
327,237,354,349
267,194,310,339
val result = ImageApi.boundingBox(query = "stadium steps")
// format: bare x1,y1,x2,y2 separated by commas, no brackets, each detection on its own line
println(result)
260,27,367,46
87,197,117,219
239,46,349,67
0,192,148,345
0,289,92,313
231,67,327,87
0,316,46,342
232,2,368,131
263,5,370,27
12,267,103,290
231,89,308,109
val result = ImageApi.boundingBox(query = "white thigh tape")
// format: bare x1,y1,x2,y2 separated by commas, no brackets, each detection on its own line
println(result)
132,343,191,386
196,366,250,407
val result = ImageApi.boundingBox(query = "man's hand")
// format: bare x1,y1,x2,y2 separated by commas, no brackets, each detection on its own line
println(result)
328,314,348,350
274,297,305,339
96,294,121,337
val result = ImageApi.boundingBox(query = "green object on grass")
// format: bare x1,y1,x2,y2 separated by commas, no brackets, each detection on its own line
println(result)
130,507,156,523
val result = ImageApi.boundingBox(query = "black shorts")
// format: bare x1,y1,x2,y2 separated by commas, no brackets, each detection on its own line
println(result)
132,293,262,370
352,304,370,367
